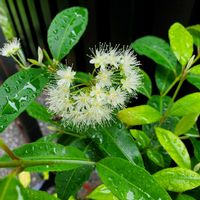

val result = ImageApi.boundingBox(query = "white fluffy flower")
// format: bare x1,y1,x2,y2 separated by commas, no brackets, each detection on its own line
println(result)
107,87,127,108
89,44,108,68
96,68,113,88
0,38,20,57
57,67,76,86
47,44,142,130
121,70,141,93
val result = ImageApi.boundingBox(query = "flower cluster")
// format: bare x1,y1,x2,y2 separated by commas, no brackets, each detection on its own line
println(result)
47,44,142,129
0,38,20,57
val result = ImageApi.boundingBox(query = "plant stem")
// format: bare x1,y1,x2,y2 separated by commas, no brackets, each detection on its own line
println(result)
0,139,19,160
162,75,181,96
0,159,95,169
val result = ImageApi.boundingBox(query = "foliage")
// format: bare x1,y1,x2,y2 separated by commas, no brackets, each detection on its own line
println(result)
0,6,200,200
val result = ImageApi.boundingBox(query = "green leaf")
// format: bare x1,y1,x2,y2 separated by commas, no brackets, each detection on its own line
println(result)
0,68,49,132
130,129,150,149
75,72,93,84
88,123,144,167
97,157,172,200
187,65,200,90
155,127,191,168
0,176,24,200
176,194,197,200
47,7,88,61
155,66,176,95
87,184,118,200
36,133,62,143
191,138,200,162
26,101,53,123
0,142,92,172
55,165,93,200
169,22,193,67
170,93,200,116
153,167,200,192
187,24,200,47
132,36,177,71
174,113,199,136
148,95,172,114
137,70,152,98
147,149,165,168
118,105,161,126
22,188,59,200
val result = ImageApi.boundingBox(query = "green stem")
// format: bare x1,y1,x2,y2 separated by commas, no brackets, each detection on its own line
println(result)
11,55,27,69
0,139,19,160
162,75,181,96
0,159,95,169
43,49,53,65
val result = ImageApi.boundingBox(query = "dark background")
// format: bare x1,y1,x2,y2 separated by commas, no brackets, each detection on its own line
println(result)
0,0,199,140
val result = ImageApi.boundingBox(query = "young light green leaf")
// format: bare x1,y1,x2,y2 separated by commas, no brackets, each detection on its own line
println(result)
26,101,53,123
187,24,200,47
55,165,93,200
0,142,92,172
88,123,144,167
153,167,200,192
155,66,176,95
174,113,199,136
170,93,200,116
187,64,200,90
169,22,193,67
87,184,118,200
176,194,196,200
0,176,24,200
0,68,49,133
137,70,152,98
97,157,172,200
130,129,150,149
118,105,161,126
155,127,191,168
147,149,165,168
47,7,88,61
22,188,60,199
132,36,177,71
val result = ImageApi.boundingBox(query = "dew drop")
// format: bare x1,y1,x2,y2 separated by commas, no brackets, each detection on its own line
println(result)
23,82,36,92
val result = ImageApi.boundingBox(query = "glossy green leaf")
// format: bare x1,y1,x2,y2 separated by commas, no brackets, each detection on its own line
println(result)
75,72,93,84
187,65,200,90
0,176,24,200
47,7,88,61
22,188,59,200
170,93,200,116
26,101,53,123
153,167,200,192
147,149,165,168
87,184,118,200
132,36,177,71
148,95,171,114
137,70,152,98
88,123,144,167
155,66,176,95
118,105,161,126
169,22,193,67
97,157,172,200
187,24,200,47
155,127,191,168
174,113,199,136
36,133,62,143
130,129,150,149
55,165,93,200
176,194,196,200
0,142,92,172
0,68,49,132
191,138,200,162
